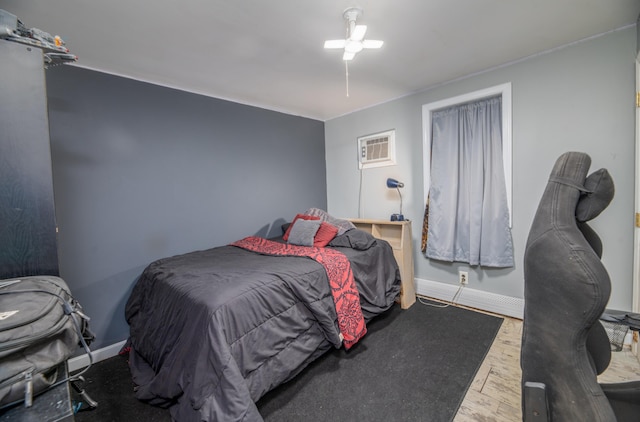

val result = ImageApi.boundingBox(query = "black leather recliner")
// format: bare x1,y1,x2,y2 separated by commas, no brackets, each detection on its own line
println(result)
521,151,640,421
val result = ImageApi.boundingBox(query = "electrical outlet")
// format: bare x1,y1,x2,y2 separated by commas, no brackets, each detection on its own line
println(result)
459,271,468,285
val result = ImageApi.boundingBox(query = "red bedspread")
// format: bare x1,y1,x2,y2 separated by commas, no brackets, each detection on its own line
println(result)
231,236,367,349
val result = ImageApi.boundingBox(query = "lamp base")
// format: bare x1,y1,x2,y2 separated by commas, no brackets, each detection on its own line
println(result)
390,214,405,221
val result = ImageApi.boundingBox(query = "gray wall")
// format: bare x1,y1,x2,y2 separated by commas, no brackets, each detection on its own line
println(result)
325,27,636,310
45,67,326,350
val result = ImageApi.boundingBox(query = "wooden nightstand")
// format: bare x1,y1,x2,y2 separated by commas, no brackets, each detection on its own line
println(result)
348,219,416,308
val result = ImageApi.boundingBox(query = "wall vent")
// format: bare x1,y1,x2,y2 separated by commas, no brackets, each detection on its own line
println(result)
357,130,396,169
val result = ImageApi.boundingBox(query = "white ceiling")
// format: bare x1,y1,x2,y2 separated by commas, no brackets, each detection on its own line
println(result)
2,1,639,121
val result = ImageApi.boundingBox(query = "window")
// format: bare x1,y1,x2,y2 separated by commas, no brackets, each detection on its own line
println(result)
423,83,512,222
421,83,513,267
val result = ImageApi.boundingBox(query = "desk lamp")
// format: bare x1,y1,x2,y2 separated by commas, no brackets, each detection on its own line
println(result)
386,178,405,221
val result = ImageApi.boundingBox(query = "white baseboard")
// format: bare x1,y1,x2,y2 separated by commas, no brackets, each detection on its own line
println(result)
415,277,524,319
69,340,127,372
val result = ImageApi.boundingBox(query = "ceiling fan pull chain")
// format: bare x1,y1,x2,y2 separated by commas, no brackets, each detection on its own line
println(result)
345,61,350,97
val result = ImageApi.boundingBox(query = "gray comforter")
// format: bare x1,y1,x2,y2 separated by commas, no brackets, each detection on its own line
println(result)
125,229,400,421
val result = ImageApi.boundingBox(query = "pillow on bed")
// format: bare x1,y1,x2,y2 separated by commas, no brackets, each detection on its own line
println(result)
287,219,322,246
303,208,356,236
283,214,320,241
313,222,339,247
328,228,377,250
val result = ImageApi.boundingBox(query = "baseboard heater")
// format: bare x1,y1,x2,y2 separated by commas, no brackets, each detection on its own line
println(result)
415,277,524,319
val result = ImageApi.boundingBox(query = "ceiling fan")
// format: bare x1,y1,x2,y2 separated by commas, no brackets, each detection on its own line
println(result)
324,7,383,61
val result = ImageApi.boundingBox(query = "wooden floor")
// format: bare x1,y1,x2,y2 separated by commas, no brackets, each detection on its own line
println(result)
452,308,640,421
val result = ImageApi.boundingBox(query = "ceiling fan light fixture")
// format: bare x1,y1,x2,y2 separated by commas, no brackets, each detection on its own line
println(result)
344,40,364,54
362,40,384,49
323,7,383,61
343,51,355,61
324,40,346,49
325,7,384,92
351,24,367,41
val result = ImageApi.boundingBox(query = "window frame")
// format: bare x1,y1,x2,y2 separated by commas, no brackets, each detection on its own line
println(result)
422,82,512,226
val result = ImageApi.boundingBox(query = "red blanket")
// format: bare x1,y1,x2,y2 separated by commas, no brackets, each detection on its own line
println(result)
231,236,367,349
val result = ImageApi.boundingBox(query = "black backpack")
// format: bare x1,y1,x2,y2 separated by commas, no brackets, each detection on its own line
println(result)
0,275,94,409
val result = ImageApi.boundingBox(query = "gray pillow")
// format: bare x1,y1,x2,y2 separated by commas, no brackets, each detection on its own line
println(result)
303,208,356,235
287,219,321,246
328,228,377,250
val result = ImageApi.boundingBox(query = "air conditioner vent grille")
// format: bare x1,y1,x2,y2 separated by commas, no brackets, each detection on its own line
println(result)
358,130,396,169
365,137,389,161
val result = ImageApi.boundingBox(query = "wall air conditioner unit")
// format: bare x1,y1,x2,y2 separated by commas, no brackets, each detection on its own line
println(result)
357,129,396,169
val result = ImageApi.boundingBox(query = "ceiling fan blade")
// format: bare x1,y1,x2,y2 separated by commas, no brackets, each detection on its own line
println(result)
324,39,346,49
351,24,367,41
343,51,355,61
362,40,384,49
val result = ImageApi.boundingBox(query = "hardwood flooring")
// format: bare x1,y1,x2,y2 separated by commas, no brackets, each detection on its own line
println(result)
450,306,640,421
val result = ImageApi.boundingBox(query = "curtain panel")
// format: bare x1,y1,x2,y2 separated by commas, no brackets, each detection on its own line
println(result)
425,95,514,267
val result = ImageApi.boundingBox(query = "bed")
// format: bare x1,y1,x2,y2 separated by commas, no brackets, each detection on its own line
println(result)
125,210,403,422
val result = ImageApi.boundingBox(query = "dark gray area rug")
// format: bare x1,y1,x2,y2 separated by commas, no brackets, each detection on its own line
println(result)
73,354,170,422
73,301,502,422
258,301,503,422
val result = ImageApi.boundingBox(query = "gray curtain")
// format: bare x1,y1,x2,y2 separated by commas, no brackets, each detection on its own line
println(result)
425,95,514,267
